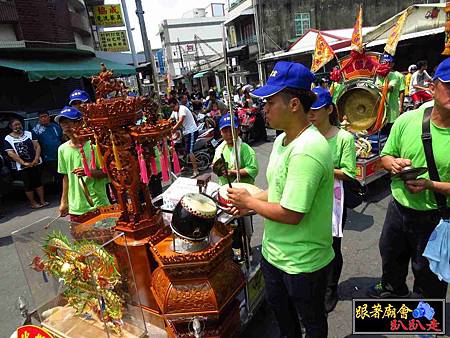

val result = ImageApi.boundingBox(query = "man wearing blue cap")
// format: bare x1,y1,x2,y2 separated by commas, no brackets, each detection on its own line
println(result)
227,61,334,337
69,89,90,110
375,53,405,134
368,58,450,299
55,106,110,222
212,113,258,186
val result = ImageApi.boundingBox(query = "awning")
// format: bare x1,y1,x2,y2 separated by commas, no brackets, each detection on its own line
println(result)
0,55,136,81
227,45,249,58
193,71,208,79
224,8,254,25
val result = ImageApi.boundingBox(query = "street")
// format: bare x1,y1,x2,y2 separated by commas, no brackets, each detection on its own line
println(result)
0,129,448,338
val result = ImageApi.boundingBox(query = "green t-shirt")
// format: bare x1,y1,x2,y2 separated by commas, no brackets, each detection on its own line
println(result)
375,71,405,124
58,140,110,215
331,82,345,104
213,141,259,185
263,126,335,274
381,105,450,211
327,129,356,178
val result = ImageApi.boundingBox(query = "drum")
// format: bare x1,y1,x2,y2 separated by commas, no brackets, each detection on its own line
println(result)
218,182,262,208
171,193,217,241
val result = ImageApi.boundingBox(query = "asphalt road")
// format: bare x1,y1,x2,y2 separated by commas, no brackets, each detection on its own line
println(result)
0,129,448,338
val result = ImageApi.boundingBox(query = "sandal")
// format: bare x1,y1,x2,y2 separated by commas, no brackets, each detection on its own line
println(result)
31,204,43,209
41,201,50,207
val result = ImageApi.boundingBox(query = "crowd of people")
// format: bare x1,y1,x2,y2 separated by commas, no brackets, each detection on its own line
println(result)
224,58,449,337
1,53,448,338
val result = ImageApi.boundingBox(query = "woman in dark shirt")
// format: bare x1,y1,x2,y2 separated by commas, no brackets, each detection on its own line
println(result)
4,118,48,209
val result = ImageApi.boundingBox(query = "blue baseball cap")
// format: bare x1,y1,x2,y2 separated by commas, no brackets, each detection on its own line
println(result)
311,87,332,110
219,113,239,130
380,53,394,64
251,61,315,98
69,89,90,105
55,106,82,124
433,58,450,82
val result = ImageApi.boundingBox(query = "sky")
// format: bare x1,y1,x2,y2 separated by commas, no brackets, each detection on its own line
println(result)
105,0,227,53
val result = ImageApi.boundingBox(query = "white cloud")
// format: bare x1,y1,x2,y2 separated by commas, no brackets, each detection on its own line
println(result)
104,0,226,52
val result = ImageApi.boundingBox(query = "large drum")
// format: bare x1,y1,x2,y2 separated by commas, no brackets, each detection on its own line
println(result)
171,193,217,241
218,182,262,208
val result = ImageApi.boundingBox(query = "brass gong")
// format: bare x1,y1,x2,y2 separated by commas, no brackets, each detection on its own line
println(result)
337,83,381,132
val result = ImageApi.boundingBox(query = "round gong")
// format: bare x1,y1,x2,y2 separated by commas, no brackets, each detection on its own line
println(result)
171,193,217,241
337,84,381,132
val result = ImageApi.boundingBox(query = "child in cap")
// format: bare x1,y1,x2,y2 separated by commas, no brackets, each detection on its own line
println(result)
212,113,259,186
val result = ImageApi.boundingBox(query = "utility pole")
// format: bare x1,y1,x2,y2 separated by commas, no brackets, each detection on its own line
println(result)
120,0,142,93
252,0,265,85
135,0,160,92
177,38,185,74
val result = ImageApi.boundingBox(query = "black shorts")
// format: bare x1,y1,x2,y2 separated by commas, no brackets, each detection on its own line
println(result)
20,165,42,191
184,130,198,154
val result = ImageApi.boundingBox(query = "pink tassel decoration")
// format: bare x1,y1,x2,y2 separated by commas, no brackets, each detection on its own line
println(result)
171,140,181,175
149,153,158,176
136,144,149,184
79,144,92,177
160,144,169,182
90,143,96,170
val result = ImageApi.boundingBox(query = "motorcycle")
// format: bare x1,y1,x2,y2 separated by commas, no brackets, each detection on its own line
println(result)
237,104,267,143
173,127,218,172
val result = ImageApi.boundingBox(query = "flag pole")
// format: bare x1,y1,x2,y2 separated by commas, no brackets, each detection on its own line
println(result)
221,23,240,182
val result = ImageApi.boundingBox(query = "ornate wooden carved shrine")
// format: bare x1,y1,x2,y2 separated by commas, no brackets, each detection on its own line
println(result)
76,66,244,337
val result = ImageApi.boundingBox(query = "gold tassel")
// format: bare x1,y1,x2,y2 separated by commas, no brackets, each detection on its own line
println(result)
94,132,106,173
109,130,122,170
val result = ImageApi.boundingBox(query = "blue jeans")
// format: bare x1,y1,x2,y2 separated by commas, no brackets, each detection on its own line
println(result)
260,257,330,338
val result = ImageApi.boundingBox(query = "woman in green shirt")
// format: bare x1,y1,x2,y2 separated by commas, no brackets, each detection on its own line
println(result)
308,87,356,313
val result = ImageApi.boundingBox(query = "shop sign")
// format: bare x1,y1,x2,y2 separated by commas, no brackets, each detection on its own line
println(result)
93,4,124,27
99,30,129,52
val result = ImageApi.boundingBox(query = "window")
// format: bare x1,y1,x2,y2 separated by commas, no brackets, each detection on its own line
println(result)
294,12,310,37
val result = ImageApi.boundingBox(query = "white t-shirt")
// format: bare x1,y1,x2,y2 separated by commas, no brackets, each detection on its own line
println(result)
170,104,198,135
409,70,432,95
4,131,42,170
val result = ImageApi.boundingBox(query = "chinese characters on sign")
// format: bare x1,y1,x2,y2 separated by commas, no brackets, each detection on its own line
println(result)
99,31,129,52
93,5,124,27
353,299,445,335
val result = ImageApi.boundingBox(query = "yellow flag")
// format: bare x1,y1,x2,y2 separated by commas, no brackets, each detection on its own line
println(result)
442,2,450,55
385,11,408,56
311,33,335,73
351,6,363,52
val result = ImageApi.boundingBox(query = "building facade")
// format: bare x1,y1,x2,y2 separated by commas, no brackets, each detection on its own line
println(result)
225,0,260,85
0,0,114,115
159,9,225,92
0,0,95,51
260,0,441,52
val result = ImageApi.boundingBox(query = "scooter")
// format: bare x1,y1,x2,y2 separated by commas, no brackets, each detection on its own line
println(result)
173,128,218,172
237,105,267,143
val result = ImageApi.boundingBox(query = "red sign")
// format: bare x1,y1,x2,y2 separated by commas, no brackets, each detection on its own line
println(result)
17,325,53,338
339,52,380,81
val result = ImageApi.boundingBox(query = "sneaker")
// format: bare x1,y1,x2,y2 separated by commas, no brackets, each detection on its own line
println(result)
367,281,410,299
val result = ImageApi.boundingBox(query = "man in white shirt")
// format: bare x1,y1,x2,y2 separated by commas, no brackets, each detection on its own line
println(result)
409,60,433,108
169,98,199,178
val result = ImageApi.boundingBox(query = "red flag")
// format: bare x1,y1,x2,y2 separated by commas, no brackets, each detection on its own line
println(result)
311,32,335,73
351,5,363,52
